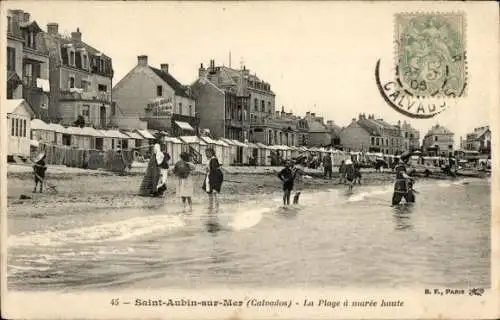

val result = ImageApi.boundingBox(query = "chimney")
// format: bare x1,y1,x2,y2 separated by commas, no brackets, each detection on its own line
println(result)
317,117,324,123
352,118,356,123
281,106,285,113
311,113,316,117
306,112,311,117
161,63,169,73
11,9,24,22
47,23,59,35
358,113,362,120
71,28,82,42
275,111,280,117
23,12,30,22
327,120,333,125
198,63,206,78
137,55,148,67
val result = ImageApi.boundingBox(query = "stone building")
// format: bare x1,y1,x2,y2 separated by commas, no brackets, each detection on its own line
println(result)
40,23,114,128
399,120,420,152
463,125,491,155
422,124,455,157
112,55,197,135
339,114,403,154
6,9,50,119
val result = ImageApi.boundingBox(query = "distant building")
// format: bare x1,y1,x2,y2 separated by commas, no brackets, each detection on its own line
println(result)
6,10,50,119
340,114,403,154
304,112,335,147
399,120,420,152
113,55,198,135
463,125,491,155
422,124,454,157
41,23,114,128
192,60,276,143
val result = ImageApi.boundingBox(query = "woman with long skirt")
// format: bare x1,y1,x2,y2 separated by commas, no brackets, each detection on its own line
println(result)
139,141,170,197
202,147,224,216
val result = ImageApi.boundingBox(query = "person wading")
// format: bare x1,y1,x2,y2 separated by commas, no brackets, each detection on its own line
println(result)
139,140,170,197
173,152,196,212
391,152,416,206
202,148,224,217
32,152,47,193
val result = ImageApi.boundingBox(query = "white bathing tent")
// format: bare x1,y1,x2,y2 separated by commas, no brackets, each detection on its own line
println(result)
255,142,271,166
220,138,238,165
47,123,66,145
230,139,249,164
6,99,35,157
121,130,144,149
164,136,183,163
216,139,231,166
180,136,208,163
30,119,53,144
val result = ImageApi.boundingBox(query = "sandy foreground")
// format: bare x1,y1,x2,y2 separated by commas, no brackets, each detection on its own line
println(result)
6,163,401,217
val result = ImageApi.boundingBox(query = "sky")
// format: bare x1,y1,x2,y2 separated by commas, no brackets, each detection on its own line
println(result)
3,1,498,146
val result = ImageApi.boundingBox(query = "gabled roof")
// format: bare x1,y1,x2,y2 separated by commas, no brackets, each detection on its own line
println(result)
357,118,382,136
475,127,490,139
4,99,35,117
19,20,42,32
59,36,110,59
306,119,329,133
149,67,190,98
425,124,453,136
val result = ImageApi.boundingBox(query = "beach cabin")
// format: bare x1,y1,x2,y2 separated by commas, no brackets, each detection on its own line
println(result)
255,143,271,166
220,138,238,165
65,126,91,149
216,139,231,166
121,131,144,150
6,99,35,158
231,140,249,164
180,136,207,164
163,136,183,163
245,142,260,166
47,123,66,145
30,119,53,144
200,136,229,165
107,130,130,150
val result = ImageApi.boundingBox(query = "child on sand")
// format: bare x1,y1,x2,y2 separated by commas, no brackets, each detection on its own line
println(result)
33,152,47,193
173,152,196,212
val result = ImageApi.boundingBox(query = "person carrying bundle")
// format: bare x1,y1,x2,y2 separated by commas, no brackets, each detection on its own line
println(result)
172,152,196,212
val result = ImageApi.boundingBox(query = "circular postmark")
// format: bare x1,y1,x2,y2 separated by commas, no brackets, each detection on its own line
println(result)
397,15,467,98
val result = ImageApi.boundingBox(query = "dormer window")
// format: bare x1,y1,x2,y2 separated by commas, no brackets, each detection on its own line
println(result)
82,54,88,69
24,31,36,49
69,50,75,66
7,16,12,33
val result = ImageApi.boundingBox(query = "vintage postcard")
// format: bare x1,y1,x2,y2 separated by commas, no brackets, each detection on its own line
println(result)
1,1,498,319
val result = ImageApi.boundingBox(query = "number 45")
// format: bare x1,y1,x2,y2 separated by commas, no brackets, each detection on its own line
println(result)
110,299,120,306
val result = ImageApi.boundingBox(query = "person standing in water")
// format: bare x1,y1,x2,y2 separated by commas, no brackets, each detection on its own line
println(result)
139,140,170,197
202,148,224,214
173,152,196,212
278,160,298,206
343,159,356,192
391,153,415,206
323,153,333,179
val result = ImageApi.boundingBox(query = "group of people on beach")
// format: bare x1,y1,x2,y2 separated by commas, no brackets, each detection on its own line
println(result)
138,139,224,213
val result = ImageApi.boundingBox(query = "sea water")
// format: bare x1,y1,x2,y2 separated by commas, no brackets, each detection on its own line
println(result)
7,178,491,291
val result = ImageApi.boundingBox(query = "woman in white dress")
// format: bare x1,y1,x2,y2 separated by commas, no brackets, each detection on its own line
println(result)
172,152,196,212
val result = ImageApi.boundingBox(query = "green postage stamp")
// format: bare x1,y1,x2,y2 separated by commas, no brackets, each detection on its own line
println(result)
395,13,467,98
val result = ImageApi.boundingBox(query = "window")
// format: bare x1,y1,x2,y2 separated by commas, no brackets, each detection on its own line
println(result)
82,105,90,122
69,76,75,89
11,118,15,136
82,54,88,69
23,64,33,86
15,118,19,136
448,145,453,149
156,85,162,97
19,119,23,137
98,84,107,92
7,16,12,33
376,138,380,146
24,31,36,49
69,50,75,66
7,47,16,72
23,119,26,137
261,100,265,112
254,98,258,111
81,80,90,91
385,138,388,146
434,136,438,141
405,132,408,138
189,105,193,116
179,102,183,114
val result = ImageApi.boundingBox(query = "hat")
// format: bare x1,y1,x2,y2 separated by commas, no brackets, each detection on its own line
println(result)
35,151,46,162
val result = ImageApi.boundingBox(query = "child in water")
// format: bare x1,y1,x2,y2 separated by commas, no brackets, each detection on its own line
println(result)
277,160,298,206
33,152,47,193
173,152,196,212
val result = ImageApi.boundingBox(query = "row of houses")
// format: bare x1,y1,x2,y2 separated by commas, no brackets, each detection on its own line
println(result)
6,8,489,164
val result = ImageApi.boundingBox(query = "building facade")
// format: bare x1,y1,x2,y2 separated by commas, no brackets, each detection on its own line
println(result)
422,124,455,156
304,112,337,147
41,23,113,128
463,125,491,154
113,55,198,135
400,120,420,152
193,60,278,143
7,10,50,120
339,114,403,154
